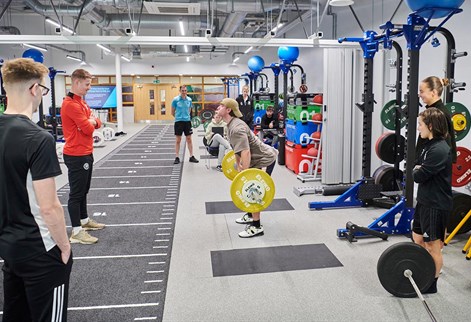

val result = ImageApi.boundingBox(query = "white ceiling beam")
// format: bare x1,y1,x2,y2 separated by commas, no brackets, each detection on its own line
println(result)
0,35,358,48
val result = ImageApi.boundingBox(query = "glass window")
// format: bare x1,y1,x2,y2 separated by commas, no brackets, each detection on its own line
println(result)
122,94,133,103
181,76,203,84
186,85,202,93
203,76,224,84
158,76,179,84
204,93,224,102
140,76,155,84
188,94,203,102
204,85,224,93
97,76,110,84
122,86,133,93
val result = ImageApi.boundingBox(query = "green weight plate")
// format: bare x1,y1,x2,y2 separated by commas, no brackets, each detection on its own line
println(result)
191,116,201,128
380,100,406,130
445,102,470,142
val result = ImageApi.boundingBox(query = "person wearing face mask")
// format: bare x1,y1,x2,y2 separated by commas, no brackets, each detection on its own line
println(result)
236,85,254,129
61,69,106,245
416,76,457,163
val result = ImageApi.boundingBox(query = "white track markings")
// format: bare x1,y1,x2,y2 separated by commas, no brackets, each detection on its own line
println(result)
93,175,172,178
134,316,158,320
68,303,159,310
74,254,167,260
140,290,161,294
144,280,163,283
62,201,175,206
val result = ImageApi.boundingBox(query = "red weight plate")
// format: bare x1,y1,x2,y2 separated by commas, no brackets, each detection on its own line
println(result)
452,146,471,187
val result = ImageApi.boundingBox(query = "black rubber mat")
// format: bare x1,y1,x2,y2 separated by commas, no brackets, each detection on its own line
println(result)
211,244,343,277
205,198,294,214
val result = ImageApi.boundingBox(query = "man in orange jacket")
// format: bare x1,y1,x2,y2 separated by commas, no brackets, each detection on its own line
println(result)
61,69,105,244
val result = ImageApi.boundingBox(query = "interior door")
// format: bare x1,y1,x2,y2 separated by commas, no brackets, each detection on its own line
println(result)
134,84,179,122
134,84,159,122
156,84,179,121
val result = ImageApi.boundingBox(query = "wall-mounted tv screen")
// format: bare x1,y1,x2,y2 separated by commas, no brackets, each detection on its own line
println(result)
84,85,117,108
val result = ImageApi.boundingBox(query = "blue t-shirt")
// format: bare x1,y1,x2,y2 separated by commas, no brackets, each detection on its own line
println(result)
172,95,192,122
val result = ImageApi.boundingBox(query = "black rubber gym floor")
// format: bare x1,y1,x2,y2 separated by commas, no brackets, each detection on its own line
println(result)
34,125,178,321
205,199,294,214
211,244,343,277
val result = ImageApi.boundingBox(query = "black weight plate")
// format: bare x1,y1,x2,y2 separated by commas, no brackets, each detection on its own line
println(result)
373,165,403,192
377,242,435,298
447,191,471,234
375,132,405,164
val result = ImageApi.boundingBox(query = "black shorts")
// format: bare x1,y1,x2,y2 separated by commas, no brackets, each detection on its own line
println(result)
174,121,193,136
412,203,448,242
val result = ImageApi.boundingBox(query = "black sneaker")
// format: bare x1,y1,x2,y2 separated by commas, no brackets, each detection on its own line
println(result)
216,165,223,172
189,156,199,163
174,157,180,164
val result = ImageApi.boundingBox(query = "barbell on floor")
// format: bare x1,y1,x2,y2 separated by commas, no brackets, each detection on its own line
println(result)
221,151,275,213
377,242,437,322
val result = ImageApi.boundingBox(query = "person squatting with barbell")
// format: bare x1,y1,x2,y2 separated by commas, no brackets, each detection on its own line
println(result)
412,107,453,294
216,98,278,238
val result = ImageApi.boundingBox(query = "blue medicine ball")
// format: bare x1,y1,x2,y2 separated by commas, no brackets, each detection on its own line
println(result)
405,0,464,19
278,46,299,64
247,56,265,73
22,49,44,63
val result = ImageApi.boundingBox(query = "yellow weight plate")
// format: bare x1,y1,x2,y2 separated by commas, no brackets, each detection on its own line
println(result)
452,114,466,132
230,168,275,213
221,150,239,181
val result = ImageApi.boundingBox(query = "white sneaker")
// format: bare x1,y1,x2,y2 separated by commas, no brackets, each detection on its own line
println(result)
239,225,264,238
235,213,253,224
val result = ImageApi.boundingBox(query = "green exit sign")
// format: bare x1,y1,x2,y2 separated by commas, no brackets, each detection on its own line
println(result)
153,80,160,84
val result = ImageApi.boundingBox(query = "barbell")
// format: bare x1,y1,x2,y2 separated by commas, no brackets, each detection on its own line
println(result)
377,242,437,322
221,150,276,213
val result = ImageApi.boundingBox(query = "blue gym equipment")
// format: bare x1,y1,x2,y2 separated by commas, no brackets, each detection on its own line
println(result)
405,0,465,19
22,48,44,63
48,67,66,140
306,1,466,241
247,55,265,73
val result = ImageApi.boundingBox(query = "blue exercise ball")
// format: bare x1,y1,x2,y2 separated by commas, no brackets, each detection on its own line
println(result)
247,56,265,73
22,49,44,63
405,0,464,19
278,46,299,64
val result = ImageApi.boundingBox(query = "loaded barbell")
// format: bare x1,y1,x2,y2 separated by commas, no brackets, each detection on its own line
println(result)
221,150,276,213
377,242,437,322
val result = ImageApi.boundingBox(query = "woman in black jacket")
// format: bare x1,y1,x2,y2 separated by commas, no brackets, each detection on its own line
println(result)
413,107,452,294
416,76,457,163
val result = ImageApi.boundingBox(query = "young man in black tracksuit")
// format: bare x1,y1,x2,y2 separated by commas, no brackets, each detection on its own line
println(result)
413,107,452,294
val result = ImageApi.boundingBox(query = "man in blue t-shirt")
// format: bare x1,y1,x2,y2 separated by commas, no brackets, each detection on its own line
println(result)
172,85,199,164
